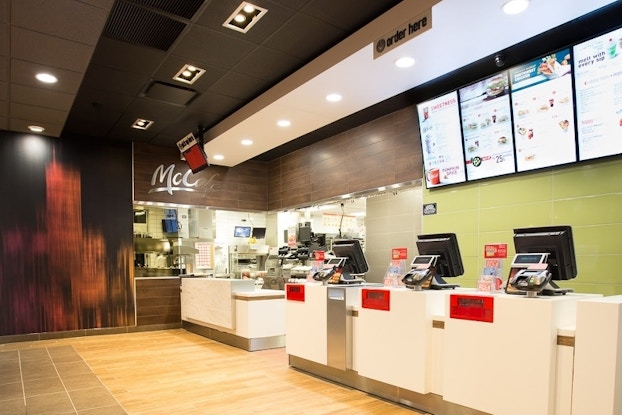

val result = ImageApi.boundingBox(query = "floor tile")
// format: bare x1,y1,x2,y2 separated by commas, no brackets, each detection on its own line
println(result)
0,398,26,415
62,373,103,391
78,404,127,415
69,387,119,411
0,381,23,401
25,391,74,414
23,377,66,397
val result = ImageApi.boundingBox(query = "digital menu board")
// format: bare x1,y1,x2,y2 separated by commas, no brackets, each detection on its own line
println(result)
509,48,577,172
417,91,466,188
574,27,622,161
459,71,516,181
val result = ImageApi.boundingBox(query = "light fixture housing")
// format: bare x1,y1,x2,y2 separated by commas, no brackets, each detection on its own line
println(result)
173,64,206,85
326,93,342,102
223,2,268,33
131,118,154,130
502,0,530,15
394,56,415,68
28,125,45,133
35,73,58,84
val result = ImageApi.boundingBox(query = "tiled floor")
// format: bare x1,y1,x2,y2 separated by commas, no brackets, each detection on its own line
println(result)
0,345,126,415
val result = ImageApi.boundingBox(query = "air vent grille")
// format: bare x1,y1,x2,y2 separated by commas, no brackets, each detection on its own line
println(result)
103,1,187,51
131,0,205,20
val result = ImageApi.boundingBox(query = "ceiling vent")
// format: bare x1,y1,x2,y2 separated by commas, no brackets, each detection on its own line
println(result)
130,0,205,20
103,0,188,51
143,81,199,106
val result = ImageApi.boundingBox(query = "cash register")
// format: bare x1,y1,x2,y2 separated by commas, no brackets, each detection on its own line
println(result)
402,233,463,290
506,225,577,297
312,239,367,285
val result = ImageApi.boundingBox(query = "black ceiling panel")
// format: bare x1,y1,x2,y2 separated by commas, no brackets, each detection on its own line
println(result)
303,0,402,32
233,46,304,81
172,25,257,70
263,13,345,59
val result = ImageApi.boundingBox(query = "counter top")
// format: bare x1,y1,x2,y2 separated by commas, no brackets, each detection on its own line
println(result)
135,276,179,280
234,289,285,300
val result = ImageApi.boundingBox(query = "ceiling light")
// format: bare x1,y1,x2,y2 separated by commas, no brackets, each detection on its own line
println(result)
28,125,45,133
213,154,225,161
502,0,530,15
241,139,253,146
223,2,268,33
394,56,415,68
173,64,206,85
277,119,291,127
35,73,57,84
131,118,154,130
326,93,342,102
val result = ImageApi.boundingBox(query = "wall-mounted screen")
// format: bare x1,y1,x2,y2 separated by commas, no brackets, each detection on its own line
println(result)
417,91,466,188
234,226,251,238
574,27,622,161
459,71,516,181
509,48,577,172
252,227,266,239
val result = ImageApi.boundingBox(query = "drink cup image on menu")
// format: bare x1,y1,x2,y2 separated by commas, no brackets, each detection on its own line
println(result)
426,168,440,185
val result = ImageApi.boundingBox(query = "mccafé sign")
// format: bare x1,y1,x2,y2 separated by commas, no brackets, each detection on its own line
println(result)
148,163,221,195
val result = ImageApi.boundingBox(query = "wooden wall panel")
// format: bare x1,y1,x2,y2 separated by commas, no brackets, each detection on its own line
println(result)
135,278,181,326
266,105,422,211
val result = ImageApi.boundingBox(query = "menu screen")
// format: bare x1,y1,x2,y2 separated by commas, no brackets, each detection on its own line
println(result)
418,91,466,188
509,48,577,172
459,71,516,180
574,27,622,161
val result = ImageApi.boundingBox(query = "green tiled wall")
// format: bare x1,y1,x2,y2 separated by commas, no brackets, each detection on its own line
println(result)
422,159,622,295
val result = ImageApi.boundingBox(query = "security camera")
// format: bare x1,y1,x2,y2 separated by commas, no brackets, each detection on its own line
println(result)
494,53,506,67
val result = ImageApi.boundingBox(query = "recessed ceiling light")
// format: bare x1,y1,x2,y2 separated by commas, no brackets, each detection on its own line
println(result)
223,2,268,33
241,139,253,146
131,118,154,130
28,125,45,133
35,73,57,84
502,0,530,15
213,154,225,161
394,56,415,68
277,119,291,127
173,64,206,84
326,93,342,102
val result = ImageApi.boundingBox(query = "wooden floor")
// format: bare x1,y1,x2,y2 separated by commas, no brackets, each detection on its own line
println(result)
0,329,426,415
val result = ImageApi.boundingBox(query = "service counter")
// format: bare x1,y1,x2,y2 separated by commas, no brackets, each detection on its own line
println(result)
285,283,606,415
181,277,285,351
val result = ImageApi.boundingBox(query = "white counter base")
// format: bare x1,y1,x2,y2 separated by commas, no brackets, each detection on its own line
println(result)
181,278,285,351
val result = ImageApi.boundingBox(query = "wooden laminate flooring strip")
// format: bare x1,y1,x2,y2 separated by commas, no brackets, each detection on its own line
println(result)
0,330,426,415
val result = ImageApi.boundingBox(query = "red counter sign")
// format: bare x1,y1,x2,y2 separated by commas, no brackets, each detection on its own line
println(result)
484,243,507,258
391,247,408,260
286,284,305,302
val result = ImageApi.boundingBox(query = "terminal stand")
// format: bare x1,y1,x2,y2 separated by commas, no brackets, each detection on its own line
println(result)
506,253,574,297
402,255,459,290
